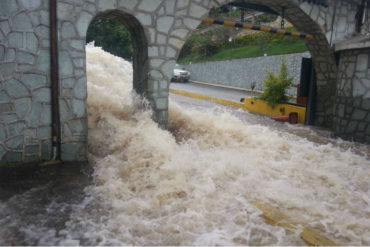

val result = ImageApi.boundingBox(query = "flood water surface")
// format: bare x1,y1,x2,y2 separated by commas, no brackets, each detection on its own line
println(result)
0,45,369,245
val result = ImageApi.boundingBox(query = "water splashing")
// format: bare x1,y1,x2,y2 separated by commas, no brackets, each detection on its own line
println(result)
0,44,369,245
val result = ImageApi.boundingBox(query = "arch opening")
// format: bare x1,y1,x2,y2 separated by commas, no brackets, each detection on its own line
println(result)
89,10,149,95
84,10,149,158
235,0,337,127
173,0,337,128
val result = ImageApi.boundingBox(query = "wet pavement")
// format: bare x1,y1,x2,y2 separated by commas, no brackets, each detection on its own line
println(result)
0,162,92,245
0,162,92,201
0,83,369,245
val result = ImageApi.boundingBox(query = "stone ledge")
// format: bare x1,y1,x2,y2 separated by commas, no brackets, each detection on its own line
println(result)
335,35,370,52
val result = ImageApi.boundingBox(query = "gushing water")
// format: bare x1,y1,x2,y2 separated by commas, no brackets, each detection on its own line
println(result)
0,44,369,245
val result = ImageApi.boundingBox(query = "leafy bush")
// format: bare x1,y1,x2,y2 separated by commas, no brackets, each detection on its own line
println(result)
177,24,308,64
191,42,219,57
179,34,220,59
209,7,223,17
259,57,293,107
254,14,278,24
233,26,299,48
179,34,211,59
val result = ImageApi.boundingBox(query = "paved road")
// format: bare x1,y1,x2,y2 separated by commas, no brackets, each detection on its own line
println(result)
169,81,257,103
169,87,370,157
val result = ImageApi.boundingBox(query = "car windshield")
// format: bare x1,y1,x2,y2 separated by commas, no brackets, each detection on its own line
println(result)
175,65,183,70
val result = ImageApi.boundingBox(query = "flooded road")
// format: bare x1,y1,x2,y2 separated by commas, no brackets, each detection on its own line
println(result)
0,45,369,245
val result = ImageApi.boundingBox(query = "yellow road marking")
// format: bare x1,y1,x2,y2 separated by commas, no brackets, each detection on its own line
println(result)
170,88,337,246
170,89,306,123
252,200,338,246
169,89,244,109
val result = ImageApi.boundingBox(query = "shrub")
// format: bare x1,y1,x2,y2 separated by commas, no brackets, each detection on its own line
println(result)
192,43,219,57
254,14,278,24
178,34,218,59
259,56,293,107
233,27,299,48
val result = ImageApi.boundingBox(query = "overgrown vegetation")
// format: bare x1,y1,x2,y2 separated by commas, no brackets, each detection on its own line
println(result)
259,57,294,107
86,18,133,60
178,5,306,64
254,13,278,24
208,6,243,18
178,26,308,64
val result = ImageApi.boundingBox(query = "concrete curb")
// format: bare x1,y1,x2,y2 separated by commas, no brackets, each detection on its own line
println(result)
191,80,263,94
169,88,245,109
190,80,297,100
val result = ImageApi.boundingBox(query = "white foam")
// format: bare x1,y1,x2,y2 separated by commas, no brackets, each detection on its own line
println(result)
81,44,370,245
2,44,368,245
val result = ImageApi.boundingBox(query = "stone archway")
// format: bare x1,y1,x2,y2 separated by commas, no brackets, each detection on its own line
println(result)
0,0,349,164
189,0,338,128
57,0,338,161
58,7,150,161
94,10,149,95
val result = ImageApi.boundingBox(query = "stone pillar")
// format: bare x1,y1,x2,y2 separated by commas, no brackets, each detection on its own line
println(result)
57,1,91,161
141,0,207,129
0,0,53,165
333,48,370,142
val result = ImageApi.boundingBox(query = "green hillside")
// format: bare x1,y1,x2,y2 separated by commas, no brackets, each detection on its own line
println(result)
178,26,308,64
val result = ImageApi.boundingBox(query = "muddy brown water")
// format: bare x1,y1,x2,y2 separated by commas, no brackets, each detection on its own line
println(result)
0,45,369,245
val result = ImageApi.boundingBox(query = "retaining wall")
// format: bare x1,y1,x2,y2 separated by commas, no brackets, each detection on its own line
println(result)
182,52,311,96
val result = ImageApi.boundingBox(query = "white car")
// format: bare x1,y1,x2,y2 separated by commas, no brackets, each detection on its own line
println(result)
171,64,190,82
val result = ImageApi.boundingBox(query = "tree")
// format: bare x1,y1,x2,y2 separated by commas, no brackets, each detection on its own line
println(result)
86,18,133,60
259,56,293,107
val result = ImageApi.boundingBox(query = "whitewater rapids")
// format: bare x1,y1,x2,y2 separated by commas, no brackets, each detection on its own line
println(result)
1,44,368,246
81,44,370,245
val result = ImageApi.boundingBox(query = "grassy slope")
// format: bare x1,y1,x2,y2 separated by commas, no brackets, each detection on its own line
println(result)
178,42,307,64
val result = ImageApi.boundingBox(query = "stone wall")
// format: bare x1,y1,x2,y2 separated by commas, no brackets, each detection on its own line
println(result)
333,48,370,143
182,52,311,96
1,0,369,165
298,0,360,45
0,0,53,164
